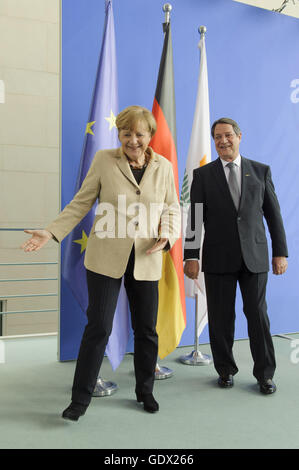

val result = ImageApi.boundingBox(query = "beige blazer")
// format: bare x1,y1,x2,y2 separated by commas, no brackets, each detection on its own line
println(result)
46,147,181,280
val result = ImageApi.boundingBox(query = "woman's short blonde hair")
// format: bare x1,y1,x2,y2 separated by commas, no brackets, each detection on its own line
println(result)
116,105,157,137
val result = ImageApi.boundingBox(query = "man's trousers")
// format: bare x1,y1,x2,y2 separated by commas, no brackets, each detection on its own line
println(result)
204,262,276,381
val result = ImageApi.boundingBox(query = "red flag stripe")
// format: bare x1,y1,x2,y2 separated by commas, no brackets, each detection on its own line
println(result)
151,98,180,198
151,98,186,323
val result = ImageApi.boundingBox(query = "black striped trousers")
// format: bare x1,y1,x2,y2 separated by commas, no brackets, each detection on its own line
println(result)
71,246,159,406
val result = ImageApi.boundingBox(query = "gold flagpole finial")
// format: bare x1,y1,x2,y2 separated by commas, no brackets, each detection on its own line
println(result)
198,26,207,38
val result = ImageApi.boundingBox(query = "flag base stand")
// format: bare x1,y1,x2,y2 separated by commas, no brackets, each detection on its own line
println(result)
155,363,173,380
179,349,212,366
92,377,118,397
179,293,212,366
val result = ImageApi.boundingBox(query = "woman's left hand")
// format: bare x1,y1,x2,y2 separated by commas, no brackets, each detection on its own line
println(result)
146,238,168,255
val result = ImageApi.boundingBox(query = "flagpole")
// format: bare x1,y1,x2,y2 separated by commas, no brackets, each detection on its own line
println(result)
180,292,211,365
179,25,212,367
93,377,118,397
154,2,175,381
163,2,172,23
199,24,206,37
93,0,118,398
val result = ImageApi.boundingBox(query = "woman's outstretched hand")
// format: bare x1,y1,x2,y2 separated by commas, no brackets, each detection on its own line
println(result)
21,229,53,252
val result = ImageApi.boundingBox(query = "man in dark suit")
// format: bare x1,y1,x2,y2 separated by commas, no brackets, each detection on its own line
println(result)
184,117,288,394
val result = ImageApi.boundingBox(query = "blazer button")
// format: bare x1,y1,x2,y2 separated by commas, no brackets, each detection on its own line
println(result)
237,217,241,221
136,189,141,195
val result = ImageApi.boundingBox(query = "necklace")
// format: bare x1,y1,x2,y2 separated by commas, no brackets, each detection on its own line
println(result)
126,154,148,169
129,162,147,170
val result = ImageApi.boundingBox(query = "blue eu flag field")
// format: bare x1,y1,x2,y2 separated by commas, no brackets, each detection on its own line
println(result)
62,0,130,370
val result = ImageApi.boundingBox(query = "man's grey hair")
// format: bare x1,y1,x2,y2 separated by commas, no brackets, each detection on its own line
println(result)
211,118,241,139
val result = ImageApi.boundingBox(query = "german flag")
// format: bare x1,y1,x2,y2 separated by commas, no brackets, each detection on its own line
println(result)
150,20,186,359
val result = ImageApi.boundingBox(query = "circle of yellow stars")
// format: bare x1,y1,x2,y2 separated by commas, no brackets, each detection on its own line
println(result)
85,110,116,136
76,110,117,254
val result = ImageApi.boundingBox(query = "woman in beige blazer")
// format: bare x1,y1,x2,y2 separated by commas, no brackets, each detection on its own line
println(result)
22,106,180,421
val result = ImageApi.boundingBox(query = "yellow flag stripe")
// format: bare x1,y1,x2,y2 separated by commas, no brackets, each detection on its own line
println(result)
157,251,186,359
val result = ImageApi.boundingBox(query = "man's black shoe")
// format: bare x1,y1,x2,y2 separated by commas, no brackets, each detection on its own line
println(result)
258,379,277,395
62,402,87,421
218,375,234,388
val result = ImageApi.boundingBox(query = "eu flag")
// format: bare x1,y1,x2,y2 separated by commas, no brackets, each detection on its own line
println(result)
62,0,130,370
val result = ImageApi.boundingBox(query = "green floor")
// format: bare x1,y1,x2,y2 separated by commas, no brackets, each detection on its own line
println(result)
0,333,298,449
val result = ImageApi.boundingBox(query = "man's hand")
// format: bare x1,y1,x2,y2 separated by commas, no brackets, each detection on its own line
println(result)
184,260,199,279
272,256,288,275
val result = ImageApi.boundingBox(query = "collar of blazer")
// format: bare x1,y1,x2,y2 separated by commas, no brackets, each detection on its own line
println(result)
114,146,160,188
213,156,253,212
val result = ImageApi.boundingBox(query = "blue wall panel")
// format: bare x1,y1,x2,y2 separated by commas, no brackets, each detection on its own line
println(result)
60,0,299,361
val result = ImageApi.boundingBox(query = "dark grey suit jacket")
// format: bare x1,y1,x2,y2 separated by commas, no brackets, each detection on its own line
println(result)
184,156,288,273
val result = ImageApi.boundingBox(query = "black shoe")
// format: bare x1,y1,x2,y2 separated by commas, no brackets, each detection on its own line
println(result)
258,379,277,395
62,402,88,421
136,393,159,413
218,374,234,388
